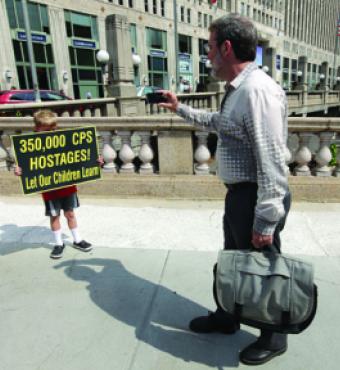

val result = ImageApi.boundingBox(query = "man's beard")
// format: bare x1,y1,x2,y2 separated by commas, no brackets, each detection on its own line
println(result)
210,50,224,80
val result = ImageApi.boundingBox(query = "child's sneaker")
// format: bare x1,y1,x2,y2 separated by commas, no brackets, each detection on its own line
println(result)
73,240,92,252
50,244,65,259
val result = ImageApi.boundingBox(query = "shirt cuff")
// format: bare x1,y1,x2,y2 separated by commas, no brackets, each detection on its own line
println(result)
253,217,278,236
176,103,189,116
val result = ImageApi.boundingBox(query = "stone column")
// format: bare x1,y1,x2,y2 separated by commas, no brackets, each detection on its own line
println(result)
106,14,145,115
297,56,308,108
158,131,193,174
49,7,73,96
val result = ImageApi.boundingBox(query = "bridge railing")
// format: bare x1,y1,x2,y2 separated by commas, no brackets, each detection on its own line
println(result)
1,116,340,178
1,90,340,118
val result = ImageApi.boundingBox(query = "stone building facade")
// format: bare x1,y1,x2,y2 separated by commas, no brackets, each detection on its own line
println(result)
0,0,339,98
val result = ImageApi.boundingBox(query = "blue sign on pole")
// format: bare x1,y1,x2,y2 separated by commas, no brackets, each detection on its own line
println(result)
276,55,281,70
178,53,191,60
72,39,96,49
17,31,47,43
150,50,166,57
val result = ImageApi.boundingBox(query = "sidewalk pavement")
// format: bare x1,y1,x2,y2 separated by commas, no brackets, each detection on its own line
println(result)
1,196,340,370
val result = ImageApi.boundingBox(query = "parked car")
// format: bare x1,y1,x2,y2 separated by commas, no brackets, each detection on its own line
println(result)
0,89,71,104
136,85,162,97
0,89,76,117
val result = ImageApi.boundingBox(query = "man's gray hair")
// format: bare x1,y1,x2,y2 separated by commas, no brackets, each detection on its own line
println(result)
209,14,258,62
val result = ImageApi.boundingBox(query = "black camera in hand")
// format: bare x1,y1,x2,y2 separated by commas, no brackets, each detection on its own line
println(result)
146,92,168,104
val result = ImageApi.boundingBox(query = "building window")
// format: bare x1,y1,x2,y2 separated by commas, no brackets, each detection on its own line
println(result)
5,0,50,33
146,28,168,89
180,6,184,22
128,0,134,8
204,14,208,28
198,38,209,91
153,0,157,14
118,0,123,5
240,2,245,15
187,9,191,24
65,10,102,99
65,10,98,39
178,34,193,92
5,0,57,90
160,0,165,16
130,23,139,86
144,0,149,12
282,57,289,90
147,27,166,49
198,12,202,27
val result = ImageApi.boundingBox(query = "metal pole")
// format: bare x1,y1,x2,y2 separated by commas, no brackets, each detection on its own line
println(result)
21,0,40,102
173,0,179,92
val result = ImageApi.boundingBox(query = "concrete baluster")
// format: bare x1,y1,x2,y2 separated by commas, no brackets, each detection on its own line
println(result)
94,108,102,117
118,131,135,173
194,131,211,175
294,133,313,176
73,110,81,117
83,108,92,117
137,131,154,175
315,132,334,176
61,111,70,117
100,131,117,172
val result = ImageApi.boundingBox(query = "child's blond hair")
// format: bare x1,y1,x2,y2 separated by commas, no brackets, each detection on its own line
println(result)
33,110,57,128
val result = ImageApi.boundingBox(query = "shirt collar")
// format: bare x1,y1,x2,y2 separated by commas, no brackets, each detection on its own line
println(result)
229,62,258,90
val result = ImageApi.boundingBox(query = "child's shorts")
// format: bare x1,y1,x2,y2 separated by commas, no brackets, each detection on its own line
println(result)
44,193,80,216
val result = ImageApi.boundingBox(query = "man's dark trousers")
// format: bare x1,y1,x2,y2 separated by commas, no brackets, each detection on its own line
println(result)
213,182,291,350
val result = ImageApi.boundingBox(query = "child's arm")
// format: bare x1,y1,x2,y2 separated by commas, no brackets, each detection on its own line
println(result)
97,155,104,167
14,165,22,176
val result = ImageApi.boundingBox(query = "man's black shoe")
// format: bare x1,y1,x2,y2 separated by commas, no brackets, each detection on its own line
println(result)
189,312,240,334
240,340,287,366
73,240,92,252
50,244,65,259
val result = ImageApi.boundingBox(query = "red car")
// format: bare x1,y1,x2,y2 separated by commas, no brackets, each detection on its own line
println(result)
0,89,71,104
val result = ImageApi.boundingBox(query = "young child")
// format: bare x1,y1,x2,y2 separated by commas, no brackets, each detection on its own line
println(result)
14,110,94,259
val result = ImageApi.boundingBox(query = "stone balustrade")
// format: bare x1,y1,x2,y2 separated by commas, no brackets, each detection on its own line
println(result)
1,116,340,179
1,90,340,119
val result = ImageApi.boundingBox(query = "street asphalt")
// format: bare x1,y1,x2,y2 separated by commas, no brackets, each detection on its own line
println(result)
1,196,340,370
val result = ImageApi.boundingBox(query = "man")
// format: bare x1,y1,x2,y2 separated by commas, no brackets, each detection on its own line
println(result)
160,14,291,366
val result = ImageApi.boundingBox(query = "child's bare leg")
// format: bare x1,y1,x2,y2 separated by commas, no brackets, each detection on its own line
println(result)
50,216,61,231
64,210,92,250
50,216,63,246
64,210,77,230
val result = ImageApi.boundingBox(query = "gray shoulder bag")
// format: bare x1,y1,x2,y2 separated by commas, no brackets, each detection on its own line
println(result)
215,250,317,334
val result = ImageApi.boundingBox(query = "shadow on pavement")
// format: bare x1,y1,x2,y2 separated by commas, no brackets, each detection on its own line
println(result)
55,257,257,368
0,224,67,255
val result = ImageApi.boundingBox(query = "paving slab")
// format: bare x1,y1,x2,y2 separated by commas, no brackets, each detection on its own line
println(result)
1,197,340,370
